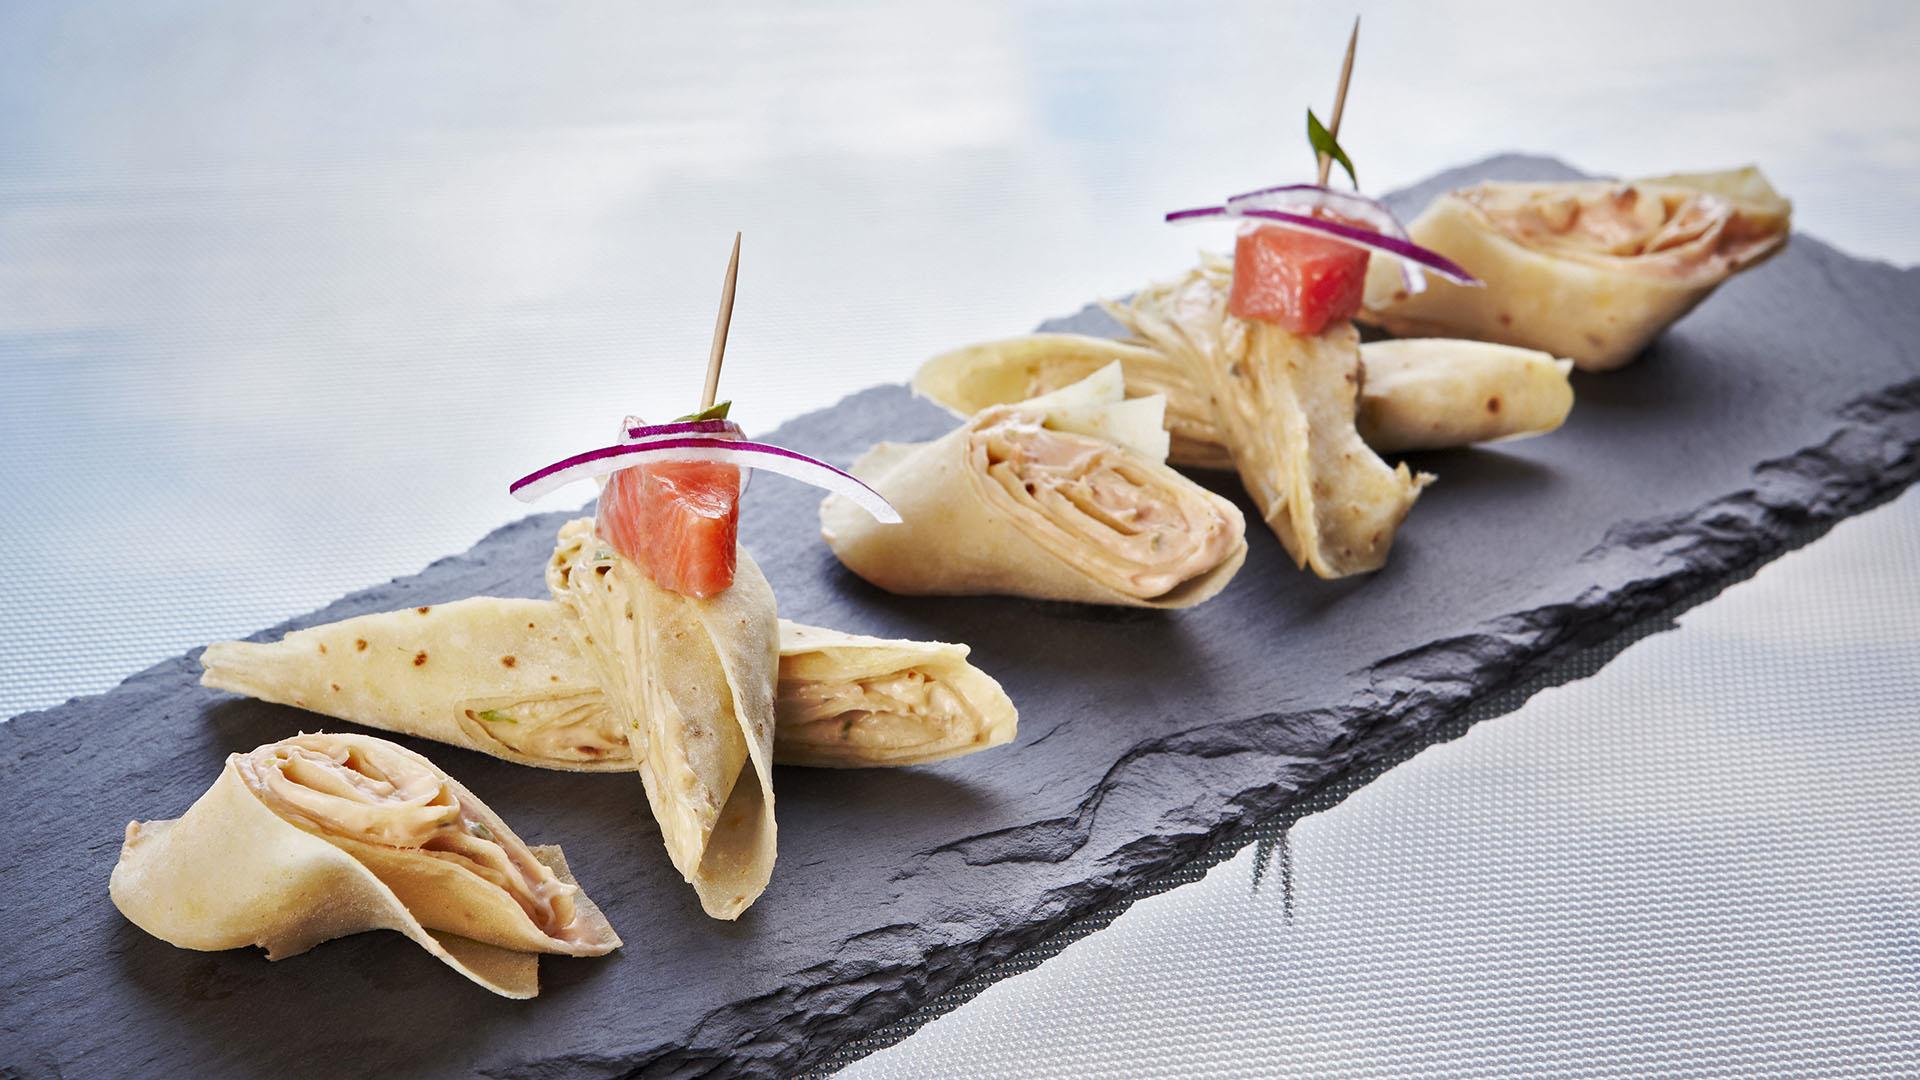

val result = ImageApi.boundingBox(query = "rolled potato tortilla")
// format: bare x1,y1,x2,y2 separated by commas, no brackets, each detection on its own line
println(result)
821,365,1247,607
913,331,1572,461
770,622,1017,766
200,604,1017,770
547,519,778,921
1359,166,1791,371
201,597,616,770
1356,339,1574,452
109,732,619,999
1109,266,1429,578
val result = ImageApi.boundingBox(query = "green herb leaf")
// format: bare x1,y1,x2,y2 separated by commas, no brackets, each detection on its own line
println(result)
675,400,732,423
476,709,518,725
468,821,495,840
1307,109,1357,189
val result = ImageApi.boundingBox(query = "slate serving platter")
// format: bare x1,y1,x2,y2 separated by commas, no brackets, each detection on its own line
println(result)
4,156,1918,1080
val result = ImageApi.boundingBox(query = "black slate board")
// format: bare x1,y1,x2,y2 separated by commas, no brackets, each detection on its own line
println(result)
5,156,1919,1080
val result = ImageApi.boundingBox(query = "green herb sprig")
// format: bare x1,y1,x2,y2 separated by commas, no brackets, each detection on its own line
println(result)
1307,108,1357,189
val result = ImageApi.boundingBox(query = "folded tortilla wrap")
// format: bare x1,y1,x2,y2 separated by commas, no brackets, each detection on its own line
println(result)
1107,265,1430,577
109,732,619,999
201,597,616,770
913,331,1572,461
1355,339,1574,452
821,364,1247,607
1360,166,1791,371
768,621,1017,767
200,604,1017,770
547,518,778,920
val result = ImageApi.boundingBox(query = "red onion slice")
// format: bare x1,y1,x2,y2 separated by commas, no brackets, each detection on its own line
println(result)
620,418,743,443
510,437,901,523
1224,184,1401,231
1166,202,1481,288
1165,204,1229,224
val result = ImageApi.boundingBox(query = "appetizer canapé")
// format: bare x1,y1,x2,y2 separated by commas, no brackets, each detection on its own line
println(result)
821,364,1248,607
200,407,978,925
1359,167,1792,370
502,404,903,919
110,732,620,999
201,602,1017,770
890,45,1556,583
447,232,890,925
1112,260,1432,577
1135,110,1491,578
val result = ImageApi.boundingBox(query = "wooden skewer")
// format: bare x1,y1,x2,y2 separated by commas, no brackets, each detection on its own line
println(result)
701,231,742,410
1315,17,1361,187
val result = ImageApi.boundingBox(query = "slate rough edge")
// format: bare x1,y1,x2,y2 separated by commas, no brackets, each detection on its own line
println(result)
752,374,1919,1079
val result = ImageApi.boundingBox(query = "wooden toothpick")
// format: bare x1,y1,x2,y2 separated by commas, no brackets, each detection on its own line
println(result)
1315,17,1361,187
701,231,742,410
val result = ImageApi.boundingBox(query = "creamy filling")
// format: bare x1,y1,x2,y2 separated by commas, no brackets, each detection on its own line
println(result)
1461,182,1785,278
776,669,975,755
465,693,628,765
978,416,1236,597
240,735,578,937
